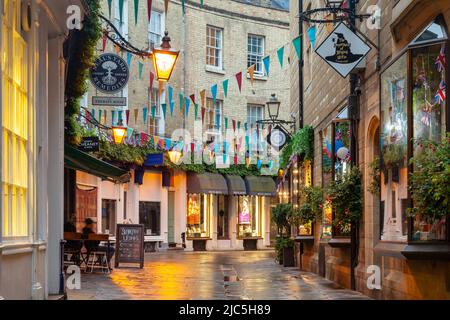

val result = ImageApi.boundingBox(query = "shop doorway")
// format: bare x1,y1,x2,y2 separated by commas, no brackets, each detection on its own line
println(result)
168,191,175,245
139,201,161,236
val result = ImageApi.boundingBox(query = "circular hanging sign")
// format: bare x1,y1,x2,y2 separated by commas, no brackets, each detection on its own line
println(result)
89,53,129,94
267,125,291,150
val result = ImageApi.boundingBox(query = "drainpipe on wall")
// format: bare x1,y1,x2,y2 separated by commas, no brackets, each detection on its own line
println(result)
299,0,304,130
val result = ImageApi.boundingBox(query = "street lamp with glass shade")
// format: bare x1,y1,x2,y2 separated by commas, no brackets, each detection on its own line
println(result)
266,93,281,121
167,150,182,165
152,31,179,82
112,120,127,144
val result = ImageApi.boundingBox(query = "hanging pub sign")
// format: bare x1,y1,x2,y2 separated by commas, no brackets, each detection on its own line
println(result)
78,137,99,152
89,53,129,94
267,125,291,150
315,22,371,78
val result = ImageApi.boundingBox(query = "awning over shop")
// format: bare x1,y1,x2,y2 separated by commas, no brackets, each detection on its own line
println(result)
244,176,277,197
64,144,131,184
187,173,229,195
225,175,247,195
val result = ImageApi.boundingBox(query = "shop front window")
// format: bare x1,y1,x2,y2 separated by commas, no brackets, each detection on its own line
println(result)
139,201,161,236
217,195,229,239
321,126,332,239
101,199,116,235
379,17,448,242
237,196,262,238
187,194,211,238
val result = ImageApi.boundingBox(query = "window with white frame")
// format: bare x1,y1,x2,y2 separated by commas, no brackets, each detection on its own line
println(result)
206,98,223,132
247,105,264,150
1,0,32,238
247,35,265,75
206,26,223,68
149,11,164,50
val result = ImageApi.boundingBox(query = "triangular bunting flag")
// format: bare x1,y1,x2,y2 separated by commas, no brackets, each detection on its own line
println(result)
143,107,148,124
147,0,153,22
115,44,121,55
126,52,132,67
225,117,228,130
111,110,115,125
151,106,156,120
182,0,186,15
164,0,169,16
200,0,204,8
119,0,124,24
170,101,174,117
222,79,229,98
103,110,107,125
138,61,143,79
185,97,190,116
190,94,196,105
237,121,241,130
209,110,214,128
194,104,199,119
292,36,302,60
200,89,206,107
179,93,184,111
201,107,206,123
307,26,317,49
91,109,96,121
107,0,113,18
263,56,270,75
248,65,255,86
165,138,172,150
235,72,242,92
98,110,102,123
211,84,218,105
161,103,167,119
134,109,139,124
134,0,139,25
159,80,164,98
102,33,107,52
118,110,123,123
232,119,236,131
126,110,130,125
277,46,285,67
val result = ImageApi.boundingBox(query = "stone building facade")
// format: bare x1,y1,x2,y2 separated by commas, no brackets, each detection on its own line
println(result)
290,0,450,299
87,0,291,143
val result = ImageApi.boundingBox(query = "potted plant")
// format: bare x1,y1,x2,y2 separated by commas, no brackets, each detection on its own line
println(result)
271,203,293,265
407,135,450,238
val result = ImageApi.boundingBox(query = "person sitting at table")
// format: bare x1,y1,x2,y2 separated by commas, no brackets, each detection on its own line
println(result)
64,218,82,265
82,218,115,267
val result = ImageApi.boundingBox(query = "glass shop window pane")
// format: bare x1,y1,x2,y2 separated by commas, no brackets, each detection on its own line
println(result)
187,194,210,238
139,201,161,236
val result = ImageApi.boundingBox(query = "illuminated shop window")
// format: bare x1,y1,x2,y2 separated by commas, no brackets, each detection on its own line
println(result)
2,0,31,238
237,196,262,238
187,194,211,239
380,17,448,242
321,126,332,239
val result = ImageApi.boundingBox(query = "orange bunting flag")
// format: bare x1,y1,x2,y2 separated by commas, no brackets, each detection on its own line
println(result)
164,0,169,16
134,109,139,124
209,110,214,129
200,89,206,108
102,33,107,52
201,107,206,123
115,44,121,55
248,65,255,86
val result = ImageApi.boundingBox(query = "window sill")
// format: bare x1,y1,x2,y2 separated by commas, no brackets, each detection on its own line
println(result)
401,243,450,260
187,237,212,241
205,65,226,75
328,238,351,248
373,242,407,259
239,237,262,240
246,73,268,81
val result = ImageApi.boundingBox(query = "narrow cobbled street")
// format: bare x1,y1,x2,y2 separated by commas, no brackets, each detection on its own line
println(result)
68,251,369,300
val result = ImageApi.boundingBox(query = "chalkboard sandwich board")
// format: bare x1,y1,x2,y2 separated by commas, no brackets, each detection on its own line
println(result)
115,224,145,269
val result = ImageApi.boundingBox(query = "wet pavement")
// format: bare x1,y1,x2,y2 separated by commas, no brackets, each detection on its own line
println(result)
67,250,370,300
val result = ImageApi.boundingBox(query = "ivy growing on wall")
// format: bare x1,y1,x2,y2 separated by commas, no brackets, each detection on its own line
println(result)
65,0,102,145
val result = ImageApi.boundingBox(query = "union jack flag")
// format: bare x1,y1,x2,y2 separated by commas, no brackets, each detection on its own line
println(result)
435,80,446,104
435,46,446,73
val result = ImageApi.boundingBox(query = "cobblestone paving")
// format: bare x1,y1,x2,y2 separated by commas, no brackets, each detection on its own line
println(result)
67,250,370,300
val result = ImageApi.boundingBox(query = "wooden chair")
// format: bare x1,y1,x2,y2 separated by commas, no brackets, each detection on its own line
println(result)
63,232,83,267
86,234,111,274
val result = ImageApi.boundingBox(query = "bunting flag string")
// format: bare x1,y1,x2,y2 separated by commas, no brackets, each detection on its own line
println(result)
134,0,139,25
143,107,148,124
263,56,270,76
222,79,229,98
277,46,285,68
292,36,302,60
235,72,242,92
248,65,255,86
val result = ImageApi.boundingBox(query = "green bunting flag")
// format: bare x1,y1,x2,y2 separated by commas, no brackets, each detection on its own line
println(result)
118,110,123,123
161,103,167,119
292,36,302,60
225,117,228,130
211,84,218,105
119,0,124,24
185,97,190,116
126,52,132,67
200,0,204,8
138,61,143,79
182,0,186,15
151,106,157,121
98,110,102,123
179,93,184,111
111,110,116,125
222,79,229,98
143,107,148,123
277,46,285,67
237,121,241,130
107,0,113,18
263,56,270,76
134,0,139,25
195,104,199,119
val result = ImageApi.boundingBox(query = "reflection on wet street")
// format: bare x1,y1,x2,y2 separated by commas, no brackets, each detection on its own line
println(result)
67,250,369,300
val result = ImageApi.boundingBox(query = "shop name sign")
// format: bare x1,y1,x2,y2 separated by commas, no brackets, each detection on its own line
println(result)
316,22,371,78
78,137,99,152
92,96,127,106
89,53,129,94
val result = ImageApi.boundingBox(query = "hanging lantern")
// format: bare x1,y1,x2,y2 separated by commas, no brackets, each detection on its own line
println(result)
152,31,179,82
266,93,281,121
112,120,127,144
168,150,183,165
